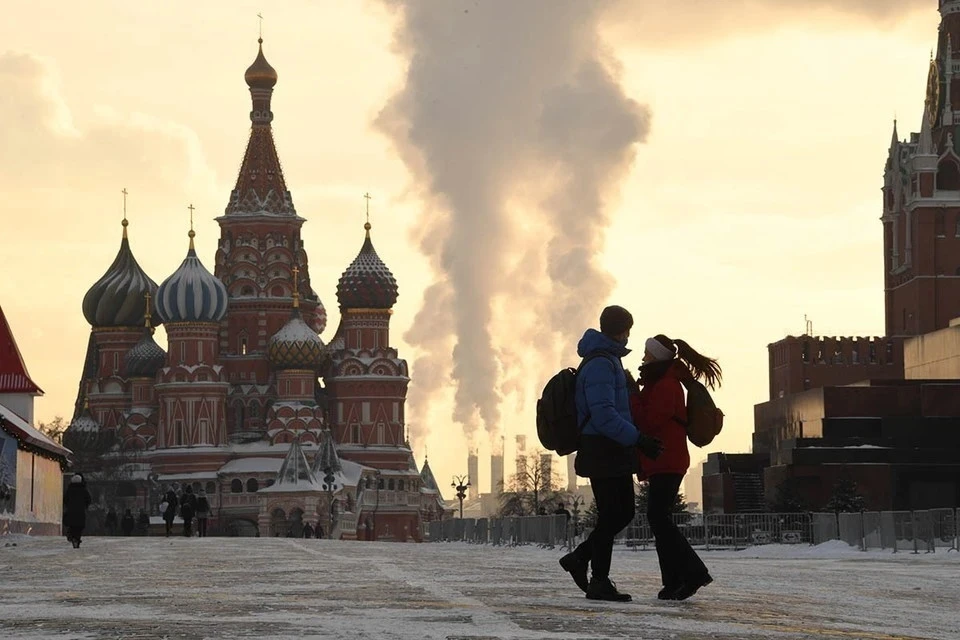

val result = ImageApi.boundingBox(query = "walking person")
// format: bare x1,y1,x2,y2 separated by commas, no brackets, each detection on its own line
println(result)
120,508,135,536
180,485,197,537
162,489,178,537
137,509,150,536
63,474,92,549
633,334,719,601
558,305,662,602
195,489,210,538
104,506,118,536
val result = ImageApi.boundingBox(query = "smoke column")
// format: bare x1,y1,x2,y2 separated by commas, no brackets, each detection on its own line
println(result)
376,0,650,444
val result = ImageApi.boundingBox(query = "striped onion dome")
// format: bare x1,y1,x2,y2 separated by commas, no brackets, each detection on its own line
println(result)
268,307,325,370
125,330,166,378
155,232,228,324
336,223,398,310
82,220,158,327
63,405,101,451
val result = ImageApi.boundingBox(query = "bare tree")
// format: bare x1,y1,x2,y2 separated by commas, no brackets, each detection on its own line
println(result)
38,416,67,444
498,452,570,516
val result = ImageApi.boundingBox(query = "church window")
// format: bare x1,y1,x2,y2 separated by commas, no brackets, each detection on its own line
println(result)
362,402,370,424
180,341,186,363
205,481,216,494
198,419,209,444
239,336,248,355
398,480,405,492
885,341,894,364
230,479,243,493
174,419,185,446
246,478,259,492
378,478,384,490
937,159,960,190
801,341,809,364
113,353,119,374
377,423,385,444
197,340,203,362
393,402,399,423
937,211,946,238
388,479,395,491
249,403,259,419
852,349,859,364
352,424,361,443
241,286,254,296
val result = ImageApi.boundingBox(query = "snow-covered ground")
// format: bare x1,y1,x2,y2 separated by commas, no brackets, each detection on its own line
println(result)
0,536,957,639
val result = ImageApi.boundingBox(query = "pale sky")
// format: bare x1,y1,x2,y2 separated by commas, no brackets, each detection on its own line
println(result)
0,1,940,495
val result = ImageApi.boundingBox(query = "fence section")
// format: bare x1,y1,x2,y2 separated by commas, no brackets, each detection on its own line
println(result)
426,508,960,553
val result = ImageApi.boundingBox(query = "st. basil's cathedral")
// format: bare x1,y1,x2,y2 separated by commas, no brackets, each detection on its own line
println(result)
63,39,447,540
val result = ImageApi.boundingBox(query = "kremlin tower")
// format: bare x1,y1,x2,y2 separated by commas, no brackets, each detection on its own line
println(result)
65,38,445,540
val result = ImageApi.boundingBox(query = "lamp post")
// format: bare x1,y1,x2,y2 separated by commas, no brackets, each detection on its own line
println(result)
323,467,335,540
452,475,470,519
373,469,381,541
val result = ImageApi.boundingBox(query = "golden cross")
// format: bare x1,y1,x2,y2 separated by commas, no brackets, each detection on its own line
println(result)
188,203,195,231
144,292,153,329
291,265,300,308
121,188,128,222
257,13,263,39
363,192,372,225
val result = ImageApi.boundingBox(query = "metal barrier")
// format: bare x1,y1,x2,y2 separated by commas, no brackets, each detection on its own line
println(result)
425,508,960,554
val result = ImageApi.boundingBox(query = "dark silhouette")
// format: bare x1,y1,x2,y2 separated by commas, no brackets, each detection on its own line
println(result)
162,490,178,537
120,508,135,536
180,485,197,537
63,474,92,548
559,306,662,603
634,334,717,601
137,509,150,536
195,490,210,538
104,507,118,535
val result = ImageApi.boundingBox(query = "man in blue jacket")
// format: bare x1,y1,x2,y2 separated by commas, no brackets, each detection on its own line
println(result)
559,305,662,602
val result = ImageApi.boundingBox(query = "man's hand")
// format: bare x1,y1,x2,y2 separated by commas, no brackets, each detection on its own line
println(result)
637,433,663,460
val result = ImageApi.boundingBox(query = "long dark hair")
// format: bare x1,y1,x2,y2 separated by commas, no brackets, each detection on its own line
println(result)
645,334,722,390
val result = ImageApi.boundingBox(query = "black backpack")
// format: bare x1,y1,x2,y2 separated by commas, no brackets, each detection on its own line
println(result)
536,353,610,456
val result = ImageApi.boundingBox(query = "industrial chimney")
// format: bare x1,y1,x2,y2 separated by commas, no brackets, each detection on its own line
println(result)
467,449,479,501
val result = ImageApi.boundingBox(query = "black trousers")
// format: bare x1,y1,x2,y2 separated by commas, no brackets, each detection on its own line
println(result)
197,518,208,537
573,475,635,580
183,517,193,537
66,525,83,543
647,473,708,588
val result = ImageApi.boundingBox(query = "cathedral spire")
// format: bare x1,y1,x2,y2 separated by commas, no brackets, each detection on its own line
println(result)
225,37,295,217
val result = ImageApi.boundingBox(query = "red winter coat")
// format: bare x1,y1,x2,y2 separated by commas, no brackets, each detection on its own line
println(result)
630,363,689,480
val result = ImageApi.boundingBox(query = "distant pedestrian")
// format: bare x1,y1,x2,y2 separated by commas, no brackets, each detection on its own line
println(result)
120,508,135,536
162,490,178,537
554,502,571,522
558,306,662,603
137,509,150,536
302,522,314,539
633,334,719,601
63,474,92,549
195,490,210,538
315,524,324,539
180,485,197,537
104,507,118,536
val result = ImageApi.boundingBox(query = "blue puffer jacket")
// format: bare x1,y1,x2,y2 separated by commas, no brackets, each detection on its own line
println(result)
574,329,640,478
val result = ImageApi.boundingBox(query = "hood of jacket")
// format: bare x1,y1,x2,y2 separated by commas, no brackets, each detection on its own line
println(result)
577,328,631,359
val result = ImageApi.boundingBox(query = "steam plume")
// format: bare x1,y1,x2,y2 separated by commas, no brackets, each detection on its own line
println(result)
377,0,649,444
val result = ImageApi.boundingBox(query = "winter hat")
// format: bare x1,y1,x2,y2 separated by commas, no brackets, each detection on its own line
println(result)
599,305,633,337
645,336,676,362
70,474,83,484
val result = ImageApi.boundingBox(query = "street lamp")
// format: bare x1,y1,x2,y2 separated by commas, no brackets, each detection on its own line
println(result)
323,467,335,540
451,474,470,519
373,469,382,541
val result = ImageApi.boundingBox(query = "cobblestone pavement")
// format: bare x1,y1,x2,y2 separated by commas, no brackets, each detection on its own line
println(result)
0,537,956,639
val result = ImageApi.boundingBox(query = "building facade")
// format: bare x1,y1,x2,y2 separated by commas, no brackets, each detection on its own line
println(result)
704,1,960,514
63,40,444,540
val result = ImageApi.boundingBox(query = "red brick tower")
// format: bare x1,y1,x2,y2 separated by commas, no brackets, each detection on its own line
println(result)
883,0,960,336
214,38,327,442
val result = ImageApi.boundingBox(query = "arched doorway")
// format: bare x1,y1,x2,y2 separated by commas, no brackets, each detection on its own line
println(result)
227,518,259,537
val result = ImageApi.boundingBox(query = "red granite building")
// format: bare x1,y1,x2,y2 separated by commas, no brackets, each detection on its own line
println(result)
64,40,445,540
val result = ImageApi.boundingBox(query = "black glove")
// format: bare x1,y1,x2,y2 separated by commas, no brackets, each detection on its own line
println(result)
636,433,663,460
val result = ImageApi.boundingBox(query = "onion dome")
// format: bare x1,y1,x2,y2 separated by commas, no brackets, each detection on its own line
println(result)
336,223,399,310
63,402,101,450
125,296,166,377
268,269,325,369
245,38,277,89
82,218,158,327
155,226,229,324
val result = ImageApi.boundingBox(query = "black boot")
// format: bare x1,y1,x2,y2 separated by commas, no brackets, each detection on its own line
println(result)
670,574,713,601
657,585,680,600
585,577,631,602
559,553,589,593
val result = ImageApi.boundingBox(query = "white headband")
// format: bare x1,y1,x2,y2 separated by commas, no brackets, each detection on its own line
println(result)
645,338,675,362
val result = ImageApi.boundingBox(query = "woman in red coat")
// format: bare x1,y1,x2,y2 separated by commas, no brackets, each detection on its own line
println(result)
631,334,721,601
